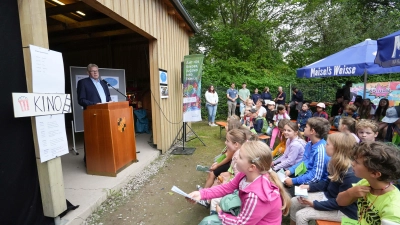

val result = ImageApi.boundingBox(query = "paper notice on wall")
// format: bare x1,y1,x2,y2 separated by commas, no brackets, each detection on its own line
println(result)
110,95,118,102
36,114,69,162
30,45,65,93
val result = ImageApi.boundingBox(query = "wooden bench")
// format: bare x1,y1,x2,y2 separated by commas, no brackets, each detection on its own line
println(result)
215,121,227,139
316,220,340,225
258,134,270,145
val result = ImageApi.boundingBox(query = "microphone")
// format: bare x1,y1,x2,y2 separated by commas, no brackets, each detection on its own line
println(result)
101,78,127,98
102,79,110,86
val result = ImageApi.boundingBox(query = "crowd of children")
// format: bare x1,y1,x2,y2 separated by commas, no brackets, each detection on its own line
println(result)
185,87,400,225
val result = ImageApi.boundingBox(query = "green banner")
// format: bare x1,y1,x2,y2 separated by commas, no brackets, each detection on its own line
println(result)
183,54,204,122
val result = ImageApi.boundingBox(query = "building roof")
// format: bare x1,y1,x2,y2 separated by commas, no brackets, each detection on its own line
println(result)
170,0,199,33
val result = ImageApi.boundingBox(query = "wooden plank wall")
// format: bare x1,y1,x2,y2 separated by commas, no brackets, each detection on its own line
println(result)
86,0,190,152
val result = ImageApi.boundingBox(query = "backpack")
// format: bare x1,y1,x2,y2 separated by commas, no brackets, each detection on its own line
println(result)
256,117,268,134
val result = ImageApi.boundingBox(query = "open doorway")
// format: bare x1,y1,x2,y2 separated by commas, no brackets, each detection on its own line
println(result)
45,0,153,141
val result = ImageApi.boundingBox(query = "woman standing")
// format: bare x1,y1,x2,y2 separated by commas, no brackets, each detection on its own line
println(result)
261,87,272,108
205,85,219,126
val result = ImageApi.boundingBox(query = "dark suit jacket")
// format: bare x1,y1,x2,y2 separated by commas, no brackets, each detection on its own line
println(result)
77,77,111,109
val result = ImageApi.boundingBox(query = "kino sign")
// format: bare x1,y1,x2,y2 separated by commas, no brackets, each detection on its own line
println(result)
12,93,71,117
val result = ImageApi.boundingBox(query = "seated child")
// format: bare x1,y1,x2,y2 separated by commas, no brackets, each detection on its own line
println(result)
337,142,400,224
271,119,290,157
312,102,328,119
356,119,378,142
271,105,290,149
273,104,290,126
284,117,331,189
272,122,306,171
343,104,359,119
357,98,376,119
243,108,257,129
201,120,243,189
338,117,360,143
297,103,312,132
242,98,254,118
383,106,400,145
290,133,360,225
189,141,291,224
265,101,276,135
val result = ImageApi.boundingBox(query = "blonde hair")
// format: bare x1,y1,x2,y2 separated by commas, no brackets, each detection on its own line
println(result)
327,133,355,182
356,119,379,133
339,117,357,133
226,128,258,145
345,104,357,113
240,141,291,216
87,63,98,71
227,117,242,132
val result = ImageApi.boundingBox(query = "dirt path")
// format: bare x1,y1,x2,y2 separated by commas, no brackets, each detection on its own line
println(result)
90,122,225,225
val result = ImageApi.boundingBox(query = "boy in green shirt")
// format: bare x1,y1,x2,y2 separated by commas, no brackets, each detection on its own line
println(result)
337,142,400,225
238,82,250,117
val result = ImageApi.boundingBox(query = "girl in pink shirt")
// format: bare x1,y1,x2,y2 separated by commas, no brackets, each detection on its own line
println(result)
189,141,291,224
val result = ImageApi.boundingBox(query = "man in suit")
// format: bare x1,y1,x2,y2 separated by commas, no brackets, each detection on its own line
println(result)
77,63,111,109
77,64,111,165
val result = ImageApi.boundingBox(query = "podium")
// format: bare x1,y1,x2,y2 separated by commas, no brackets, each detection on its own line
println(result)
83,101,137,176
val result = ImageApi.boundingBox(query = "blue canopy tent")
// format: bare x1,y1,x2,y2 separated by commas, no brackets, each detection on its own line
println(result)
375,30,400,68
297,39,400,98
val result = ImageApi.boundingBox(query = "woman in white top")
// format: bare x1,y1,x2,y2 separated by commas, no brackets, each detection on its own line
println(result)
205,85,219,126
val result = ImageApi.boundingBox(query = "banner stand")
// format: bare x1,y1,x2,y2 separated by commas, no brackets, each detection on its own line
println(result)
170,122,205,155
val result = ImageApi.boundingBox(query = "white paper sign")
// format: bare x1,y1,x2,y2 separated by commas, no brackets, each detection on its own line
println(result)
36,114,69,162
12,93,72,117
110,95,118,102
30,45,65,93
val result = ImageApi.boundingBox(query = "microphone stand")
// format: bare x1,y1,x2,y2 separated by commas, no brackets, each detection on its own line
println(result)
102,79,127,99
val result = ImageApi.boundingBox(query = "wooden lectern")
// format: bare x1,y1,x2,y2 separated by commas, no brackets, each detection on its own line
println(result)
83,101,137,176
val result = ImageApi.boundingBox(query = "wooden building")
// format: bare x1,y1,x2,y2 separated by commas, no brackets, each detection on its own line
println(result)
22,0,197,153
4,1,197,223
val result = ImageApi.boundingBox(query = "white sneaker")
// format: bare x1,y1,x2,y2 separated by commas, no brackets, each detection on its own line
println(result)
208,122,211,126
211,123,218,127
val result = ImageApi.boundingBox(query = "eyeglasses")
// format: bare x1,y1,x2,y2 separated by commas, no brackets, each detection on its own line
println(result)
89,70,98,73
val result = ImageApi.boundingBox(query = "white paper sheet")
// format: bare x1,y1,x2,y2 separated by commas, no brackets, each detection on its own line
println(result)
171,186,207,207
36,114,69,162
294,186,308,197
30,45,65,93
277,169,286,183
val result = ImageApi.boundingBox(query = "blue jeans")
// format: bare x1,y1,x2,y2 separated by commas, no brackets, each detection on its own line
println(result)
206,104,218,123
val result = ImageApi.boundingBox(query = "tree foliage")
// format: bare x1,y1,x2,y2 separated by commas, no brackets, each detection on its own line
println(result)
181,0,400,119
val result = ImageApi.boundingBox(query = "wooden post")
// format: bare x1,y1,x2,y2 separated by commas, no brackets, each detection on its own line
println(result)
17,0,66,217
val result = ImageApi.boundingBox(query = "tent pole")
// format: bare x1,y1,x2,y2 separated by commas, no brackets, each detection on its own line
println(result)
363,70,367,99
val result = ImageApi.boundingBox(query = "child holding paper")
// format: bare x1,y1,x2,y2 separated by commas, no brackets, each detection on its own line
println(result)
188,141,291,225
283,117,331,188
336,142,400,225
289,133,360,225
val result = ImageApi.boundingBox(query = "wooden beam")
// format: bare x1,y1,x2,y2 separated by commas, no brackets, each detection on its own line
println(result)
45,1,92,16
50,28,134,43
50,14,78,24
167,8,175,15
179,22,186,28
48,17,117,32
17,0,66,218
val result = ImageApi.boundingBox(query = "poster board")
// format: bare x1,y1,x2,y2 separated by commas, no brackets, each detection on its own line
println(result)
70,66,126,132
351,81,400,106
